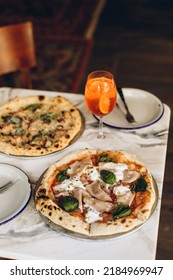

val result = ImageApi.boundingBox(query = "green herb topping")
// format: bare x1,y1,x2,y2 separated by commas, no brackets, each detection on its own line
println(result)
113,203,132,219
99,154,115,162
32,130,52,140
58,196,78,212
40,112,56,120
132,175,148,192
100,169,116,184
24,103,41,111
15,128,25,136
2,115,22,124
2,115,12,123
56,167,70,182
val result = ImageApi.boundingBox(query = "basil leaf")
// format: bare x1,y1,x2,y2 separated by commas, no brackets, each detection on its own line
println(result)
15,128,25,136
58,196,78,212
133,175,148,192
2,115,22,124
2,115,12,123
100,169,116,184
32,130,52,140
24,103,40,111
56,167,70,182
40,112,56,120
99,154,114,162
113,203,132,219
11,116,23,124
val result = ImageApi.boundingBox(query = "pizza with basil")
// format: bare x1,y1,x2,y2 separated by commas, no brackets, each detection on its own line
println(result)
35,149,156,237
0,95,82,156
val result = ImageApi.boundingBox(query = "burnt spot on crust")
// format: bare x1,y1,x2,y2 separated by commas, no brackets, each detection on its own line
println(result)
141,209,149,213
121,218,126,224
44,205,48,209
57,118,63,123
38,188,46,194
65,134,70,139
54,144,59,148
108,222,117,226
54,206,57,210
126,225,129,227
59,217,63,221
70,109,75,112
37,195,49,200
49,212,52,216
72,225,76,228
38,95,45,101
48,205,52,210
57,98,62,104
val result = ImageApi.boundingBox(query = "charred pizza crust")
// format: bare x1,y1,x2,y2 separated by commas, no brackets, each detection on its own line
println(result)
35,149,156,237
0,95,82,156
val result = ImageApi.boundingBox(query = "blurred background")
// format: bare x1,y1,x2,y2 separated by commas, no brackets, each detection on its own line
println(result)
80,0,173,260
0,0,173,259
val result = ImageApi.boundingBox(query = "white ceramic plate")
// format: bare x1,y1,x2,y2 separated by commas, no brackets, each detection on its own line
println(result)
0,163,31,225
94,88,164,129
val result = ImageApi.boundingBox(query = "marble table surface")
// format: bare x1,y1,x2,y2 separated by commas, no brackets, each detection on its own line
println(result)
0,87,171,260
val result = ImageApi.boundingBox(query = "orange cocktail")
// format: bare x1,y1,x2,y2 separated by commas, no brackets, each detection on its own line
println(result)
85,76,117,117
84,70,117,140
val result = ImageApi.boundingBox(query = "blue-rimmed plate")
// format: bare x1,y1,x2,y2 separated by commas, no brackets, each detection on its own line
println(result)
94,88,164,130
0,163,31,225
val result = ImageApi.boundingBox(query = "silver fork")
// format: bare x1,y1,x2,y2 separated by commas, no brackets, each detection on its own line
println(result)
117,87,136,123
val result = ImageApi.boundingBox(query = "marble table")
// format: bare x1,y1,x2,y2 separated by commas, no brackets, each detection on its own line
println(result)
0,87,170,260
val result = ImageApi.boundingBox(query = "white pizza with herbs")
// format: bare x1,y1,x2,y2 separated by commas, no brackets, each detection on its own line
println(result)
0,95,82,156
35,149,156,236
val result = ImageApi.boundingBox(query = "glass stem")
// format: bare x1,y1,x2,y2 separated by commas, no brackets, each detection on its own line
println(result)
98,117,105,139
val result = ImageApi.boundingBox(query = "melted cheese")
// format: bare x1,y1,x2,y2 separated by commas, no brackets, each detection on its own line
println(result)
53,178,85,192
113,185,130,196
100,162,128,181
83,166,100,181
84,204,103,223
114,164,128,181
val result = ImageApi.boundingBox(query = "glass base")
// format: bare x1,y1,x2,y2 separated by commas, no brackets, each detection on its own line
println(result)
86,131,115,149
97,134,105,139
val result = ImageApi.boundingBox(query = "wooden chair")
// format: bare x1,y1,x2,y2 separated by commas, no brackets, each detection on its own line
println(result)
0,21,36,89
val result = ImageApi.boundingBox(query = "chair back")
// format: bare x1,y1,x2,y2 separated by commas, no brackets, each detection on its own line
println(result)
0,21,36,88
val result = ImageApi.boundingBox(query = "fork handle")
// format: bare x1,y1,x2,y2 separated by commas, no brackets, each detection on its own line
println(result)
117,87,129,111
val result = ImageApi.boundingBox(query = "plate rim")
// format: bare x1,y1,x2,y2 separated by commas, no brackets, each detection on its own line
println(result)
94,88,164,130
0,163,32,225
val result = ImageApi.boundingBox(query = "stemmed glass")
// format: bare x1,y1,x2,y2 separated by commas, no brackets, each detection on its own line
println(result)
84,70,117,144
